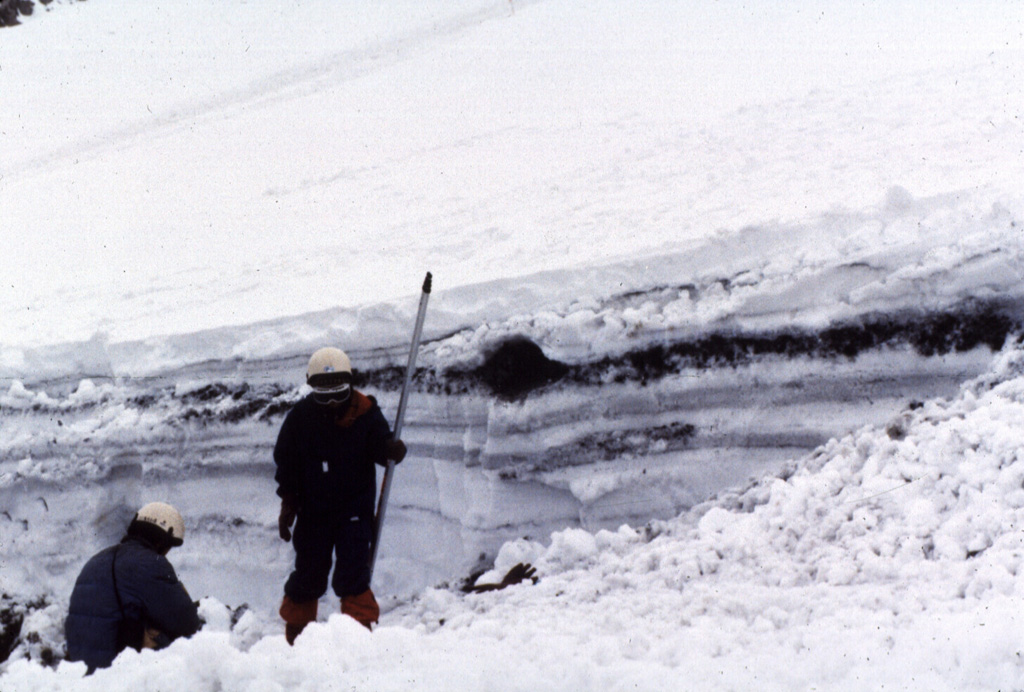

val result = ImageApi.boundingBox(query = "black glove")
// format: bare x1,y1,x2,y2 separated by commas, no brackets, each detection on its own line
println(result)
278,494,298,542
385,439,407,464
500,563,538,588
469,563,538,593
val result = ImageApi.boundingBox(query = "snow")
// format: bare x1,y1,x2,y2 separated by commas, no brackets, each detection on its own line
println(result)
9,353,1024,691
3,0,1024,364
3,0,1024,689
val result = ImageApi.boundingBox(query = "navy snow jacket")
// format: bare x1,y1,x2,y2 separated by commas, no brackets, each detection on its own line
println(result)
274,391,393,519
65,537,200,671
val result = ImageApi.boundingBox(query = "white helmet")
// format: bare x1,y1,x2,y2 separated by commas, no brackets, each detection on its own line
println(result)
306,347,352,404
307,347,351,380
135,502,185,547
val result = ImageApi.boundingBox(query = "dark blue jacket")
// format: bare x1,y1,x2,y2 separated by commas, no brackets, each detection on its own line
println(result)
65,537,200,671
274,391,392,519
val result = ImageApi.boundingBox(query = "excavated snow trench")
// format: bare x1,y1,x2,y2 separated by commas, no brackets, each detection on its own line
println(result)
0,301,1017,611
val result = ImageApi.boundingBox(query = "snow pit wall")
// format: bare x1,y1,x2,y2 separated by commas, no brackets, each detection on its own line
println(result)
1,349,1002,621
1,302,1019,632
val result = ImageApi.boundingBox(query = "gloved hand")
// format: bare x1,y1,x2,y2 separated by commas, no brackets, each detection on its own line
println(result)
500,563,538,588
279,494,298,542
143,627,171,651
385,439,407,464
468,563,538,593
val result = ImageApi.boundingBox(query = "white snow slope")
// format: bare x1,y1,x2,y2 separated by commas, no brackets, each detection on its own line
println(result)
3,0,1024,689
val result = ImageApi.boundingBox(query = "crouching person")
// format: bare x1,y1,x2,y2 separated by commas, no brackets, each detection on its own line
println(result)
65,502,200,672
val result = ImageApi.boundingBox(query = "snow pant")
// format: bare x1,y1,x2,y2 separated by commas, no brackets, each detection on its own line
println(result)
280,512,380,633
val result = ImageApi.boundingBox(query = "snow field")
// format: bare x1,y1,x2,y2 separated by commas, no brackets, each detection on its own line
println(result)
3,2,1024,360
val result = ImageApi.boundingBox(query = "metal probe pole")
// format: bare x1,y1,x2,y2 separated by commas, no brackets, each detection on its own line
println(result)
369,271,432,583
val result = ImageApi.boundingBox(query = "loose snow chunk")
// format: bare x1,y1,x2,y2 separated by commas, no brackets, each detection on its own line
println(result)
11,603,65,667
541,528,599,570
594,525,639,552
568,473,623,504
229,610,264,652
905,498,943,538
2,380,57,408
883,185,916,215
493,538,546,574
5,380,34,401
474,537,548,587
197,598,233,632
66,379,107,405
697,506,734,535
16,456,40,476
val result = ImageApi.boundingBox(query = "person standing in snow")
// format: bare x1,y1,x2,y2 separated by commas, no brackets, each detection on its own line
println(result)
275,347,407,642
65,502,200,673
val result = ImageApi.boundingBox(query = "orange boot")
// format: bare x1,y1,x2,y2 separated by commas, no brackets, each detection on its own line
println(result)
341,589,380,630
279,595,318,645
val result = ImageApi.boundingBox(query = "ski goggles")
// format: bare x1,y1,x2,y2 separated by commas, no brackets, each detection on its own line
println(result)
309,372,352,405
312,385,350,405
